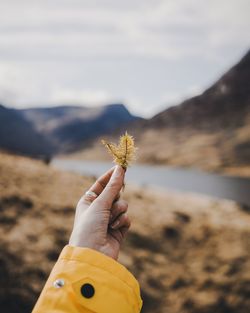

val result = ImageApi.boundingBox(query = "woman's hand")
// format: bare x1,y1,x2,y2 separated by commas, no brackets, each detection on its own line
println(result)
69,165,130,260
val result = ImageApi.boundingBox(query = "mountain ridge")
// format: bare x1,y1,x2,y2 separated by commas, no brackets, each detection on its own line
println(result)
144,49,250,130
73,49,250,175
0,49,249,172
132,49,250,171
0,104,54,157
19,103,140,152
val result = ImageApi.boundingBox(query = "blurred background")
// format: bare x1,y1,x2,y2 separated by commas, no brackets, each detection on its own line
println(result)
0,1,250,312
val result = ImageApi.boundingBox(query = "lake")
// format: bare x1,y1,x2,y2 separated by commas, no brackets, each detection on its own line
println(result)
52,159,250,206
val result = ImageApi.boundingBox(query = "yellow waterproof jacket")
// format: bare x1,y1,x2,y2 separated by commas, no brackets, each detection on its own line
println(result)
32,245,142,313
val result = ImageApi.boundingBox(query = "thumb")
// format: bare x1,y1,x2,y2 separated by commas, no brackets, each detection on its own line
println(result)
97,165,125,209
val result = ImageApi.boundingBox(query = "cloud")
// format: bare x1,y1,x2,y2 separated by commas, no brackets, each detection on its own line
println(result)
0,0,249,116
0,0,249,61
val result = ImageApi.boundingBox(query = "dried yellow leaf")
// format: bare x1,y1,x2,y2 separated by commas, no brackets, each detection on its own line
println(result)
101,132,137,169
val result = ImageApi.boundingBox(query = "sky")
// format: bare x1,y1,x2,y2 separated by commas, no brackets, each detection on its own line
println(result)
0,0,249,117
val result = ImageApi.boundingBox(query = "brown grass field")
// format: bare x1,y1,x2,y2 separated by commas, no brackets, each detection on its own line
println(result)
0,152,250,313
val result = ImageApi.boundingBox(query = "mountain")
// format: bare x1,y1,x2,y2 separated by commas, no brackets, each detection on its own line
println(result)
74,50,250,175
133,50,250,172
20,104,139,152
148,50,250,131
0,104,53,157
1,50,249,172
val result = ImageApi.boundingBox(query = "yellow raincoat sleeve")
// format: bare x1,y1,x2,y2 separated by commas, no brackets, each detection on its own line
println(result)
32,245,142,313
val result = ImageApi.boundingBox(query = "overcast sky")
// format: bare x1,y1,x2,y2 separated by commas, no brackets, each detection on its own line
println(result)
0,0,249,117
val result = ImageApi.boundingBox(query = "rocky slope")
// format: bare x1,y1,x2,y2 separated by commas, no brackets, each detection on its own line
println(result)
0,152,249,313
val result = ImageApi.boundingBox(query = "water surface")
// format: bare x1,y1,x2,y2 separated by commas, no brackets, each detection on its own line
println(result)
52,159,250,205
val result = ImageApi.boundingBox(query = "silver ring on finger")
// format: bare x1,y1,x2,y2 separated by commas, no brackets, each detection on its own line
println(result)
84,190,98,203
85,190,98,197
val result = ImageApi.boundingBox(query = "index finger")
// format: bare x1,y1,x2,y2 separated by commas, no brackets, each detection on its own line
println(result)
97,165,125,209
87,166,116,196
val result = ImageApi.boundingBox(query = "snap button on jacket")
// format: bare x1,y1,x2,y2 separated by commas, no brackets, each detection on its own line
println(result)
32,245,143,313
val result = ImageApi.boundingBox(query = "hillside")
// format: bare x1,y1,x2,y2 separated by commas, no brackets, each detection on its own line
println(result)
0,152,250,313
149,50,250,130
73,50,250,176
0,104,53,157
134,50,250,173
20,104,140,152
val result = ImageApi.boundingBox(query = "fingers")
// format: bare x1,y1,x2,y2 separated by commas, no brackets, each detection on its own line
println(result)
80,167,116,205
79,166,123,210
87,166,116,196
110,200,128,223
97,165,125,209
110,213,131,230
109,213,131,245
83,191,98,204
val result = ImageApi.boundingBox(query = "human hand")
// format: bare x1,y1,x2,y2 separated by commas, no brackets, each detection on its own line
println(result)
69,165,130,260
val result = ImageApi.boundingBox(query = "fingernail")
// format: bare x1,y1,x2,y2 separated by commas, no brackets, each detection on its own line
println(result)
111,219,120,229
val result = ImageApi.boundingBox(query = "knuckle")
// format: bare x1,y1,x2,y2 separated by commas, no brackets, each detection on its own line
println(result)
108,179,120,190
120,200,128,210
113,200,128,214
95,198,110,209
118,200,128,212
78,194,96,206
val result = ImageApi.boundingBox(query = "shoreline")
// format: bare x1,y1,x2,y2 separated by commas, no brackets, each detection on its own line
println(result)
56,152,250,179
52,157,250,206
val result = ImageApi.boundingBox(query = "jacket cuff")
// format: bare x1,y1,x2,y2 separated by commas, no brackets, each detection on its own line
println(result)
33,245,142,313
